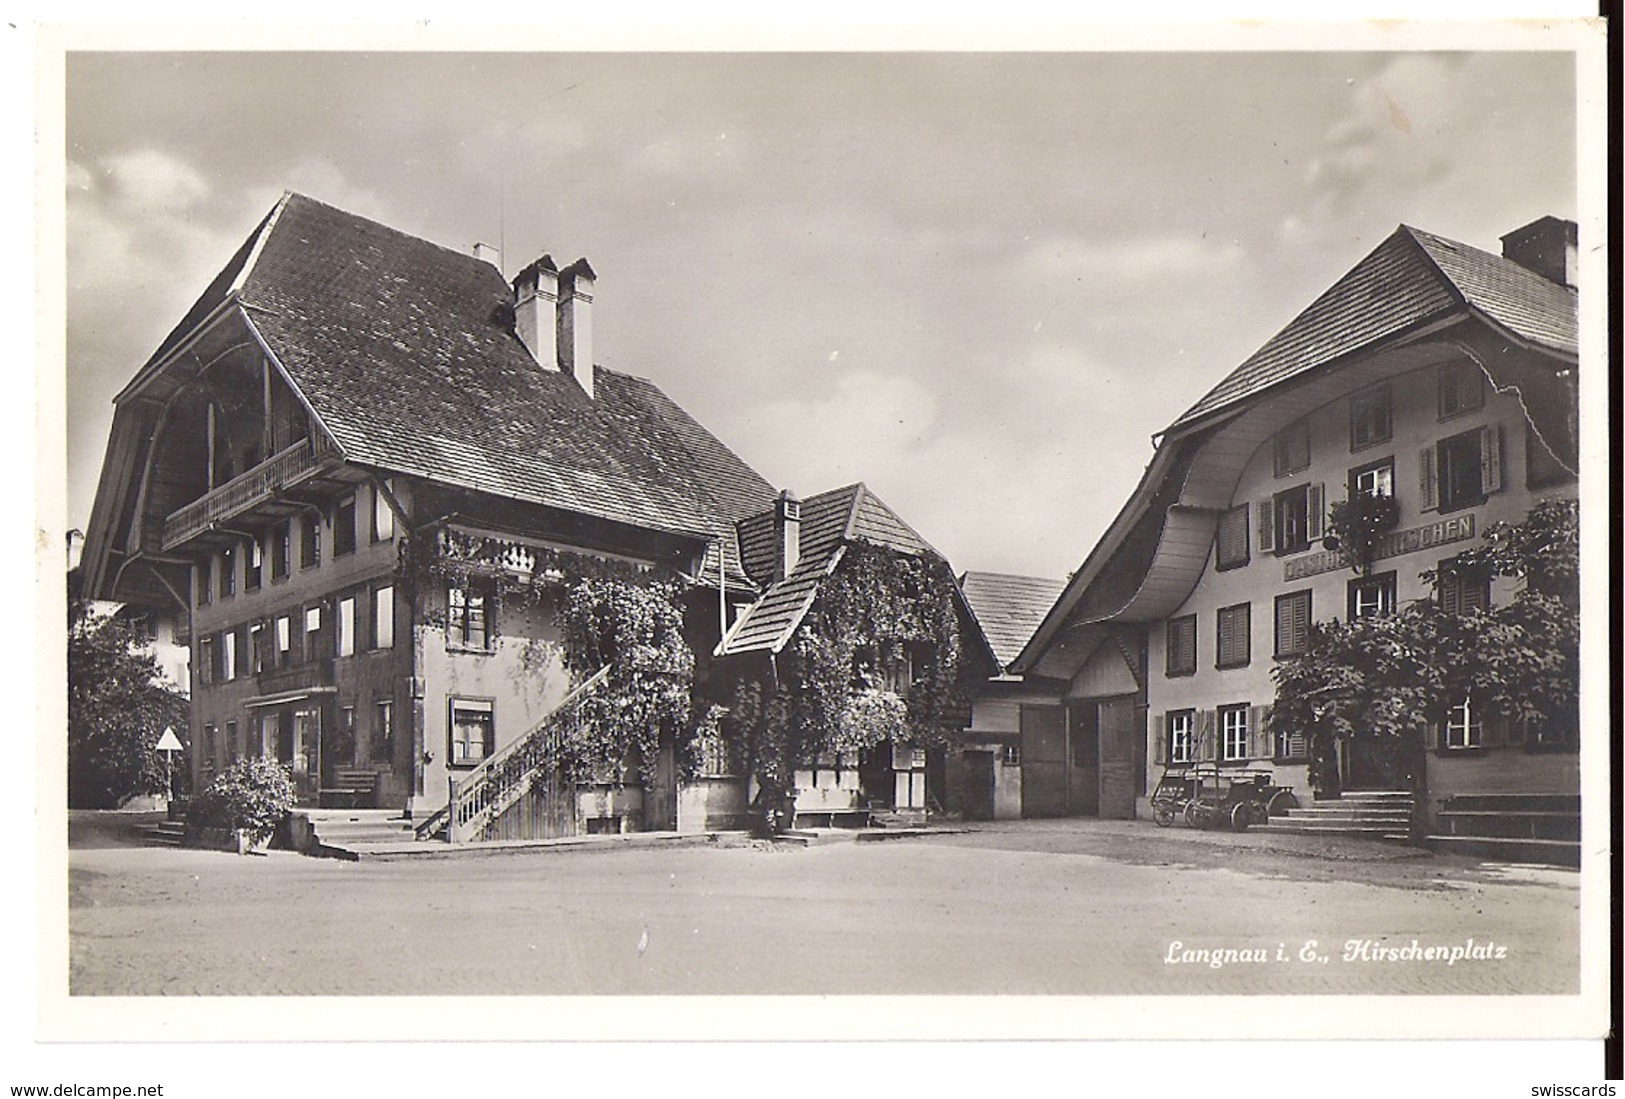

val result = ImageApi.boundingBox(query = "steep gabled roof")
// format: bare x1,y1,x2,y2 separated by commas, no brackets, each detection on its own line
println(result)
1014,221,1579,676
959,571,1066,672
107,193,776,586
717,483,939,656
1172,225,1577,430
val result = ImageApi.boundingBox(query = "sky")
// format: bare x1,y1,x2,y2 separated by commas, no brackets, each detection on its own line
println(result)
60,44,1578,581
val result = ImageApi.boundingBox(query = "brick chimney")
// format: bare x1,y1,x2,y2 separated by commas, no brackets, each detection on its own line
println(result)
472,241,502,268
773,490,801,581
558,258,596,399
512,256,560,371
1500,216,1577,288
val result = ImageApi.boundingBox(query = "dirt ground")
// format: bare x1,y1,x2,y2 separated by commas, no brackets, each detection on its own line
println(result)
66,813,1579,997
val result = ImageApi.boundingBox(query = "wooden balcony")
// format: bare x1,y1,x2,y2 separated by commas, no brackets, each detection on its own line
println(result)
254,658,335,698
162,435,339,551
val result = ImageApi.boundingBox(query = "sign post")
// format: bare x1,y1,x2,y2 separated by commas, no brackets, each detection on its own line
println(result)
155,726,184,806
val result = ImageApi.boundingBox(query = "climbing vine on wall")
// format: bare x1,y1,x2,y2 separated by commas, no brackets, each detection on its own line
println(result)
397,526,695,784
726,543,980,802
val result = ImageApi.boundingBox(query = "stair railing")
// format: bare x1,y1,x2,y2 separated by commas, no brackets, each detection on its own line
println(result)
445,665,611,844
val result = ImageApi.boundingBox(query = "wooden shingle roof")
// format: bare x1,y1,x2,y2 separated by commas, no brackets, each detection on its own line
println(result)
1172,225,1577,429
718,483,939,656
958,571,1066,672
139,193,777,581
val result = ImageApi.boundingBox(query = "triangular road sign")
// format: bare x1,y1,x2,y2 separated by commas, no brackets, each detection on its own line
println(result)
155,727,184,753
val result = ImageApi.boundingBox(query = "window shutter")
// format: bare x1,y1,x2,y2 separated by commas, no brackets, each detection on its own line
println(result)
1197,710,1216,761
1247,705,1267,760
1419,446,1438,511
1153,714,1166,766
1480,424,1503,494
1257,497,1275,553
1288,732,1308,761
1306,483,1325,541
1440,569,1460,616
1480,712,1507,749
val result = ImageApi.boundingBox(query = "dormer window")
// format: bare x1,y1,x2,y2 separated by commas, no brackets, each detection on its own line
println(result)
1273,419,1310,478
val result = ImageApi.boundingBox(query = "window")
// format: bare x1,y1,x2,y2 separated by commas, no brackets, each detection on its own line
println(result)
1274,719,1309,763
196,561,211,607
202,724,217,774
449,699,495,766
1216,603,1250,669
372,481,395,542
1167,709,1195,765
300,516,320,569
1350,457,1394,501
333,496,357,558
373,585,394,649
338,706,357,763
1437,558,1491,616
1274,590,1312,657
275,615,292,667
245,537,263,591
374,700,394,759
448,582,492,650
198,635,215,686
1001,743,1021,766
249,621,266,674
1428,426,1501,512
225,720,239,762
304,606,323,660
219,546,236,598
1349,384,1392,450
1443,697,1482,750
1165,615,1196,677
1266,483,1323,555
1218,704,1250,762
337,596,356,657
1273,418,1310,478
271,522,291,581
881,647,914,694
222,628,238,681
1215,503,1249,570
1438,360,1484,420
1348,571,1397,619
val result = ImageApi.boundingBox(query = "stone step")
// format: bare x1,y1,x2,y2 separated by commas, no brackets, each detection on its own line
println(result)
1425,834,1581,869
1259,821,1410,840
1286,807,1413,820
141,821,187,846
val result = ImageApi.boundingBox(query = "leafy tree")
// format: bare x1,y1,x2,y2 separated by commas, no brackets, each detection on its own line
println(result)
1269,499,1578,793
67,595,190,808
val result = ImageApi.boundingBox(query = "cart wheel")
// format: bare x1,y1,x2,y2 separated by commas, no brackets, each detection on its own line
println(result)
1153,805,1175,827
1265,790,1300,818
1230,802,1252,832
1183,802,1201,828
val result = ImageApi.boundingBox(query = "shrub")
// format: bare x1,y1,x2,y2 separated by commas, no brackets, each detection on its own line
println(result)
189,759,296,846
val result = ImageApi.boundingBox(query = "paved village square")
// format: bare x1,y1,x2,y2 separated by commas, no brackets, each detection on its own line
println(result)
69,810,1577,997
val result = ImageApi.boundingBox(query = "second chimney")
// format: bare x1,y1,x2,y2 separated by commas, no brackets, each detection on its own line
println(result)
1500,216,1577,289
512,256,560,371
774,490,801,581
558,258,596,399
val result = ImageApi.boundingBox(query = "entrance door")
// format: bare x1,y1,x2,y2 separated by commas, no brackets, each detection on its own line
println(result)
1019,705,1067,817
960,751,996,821
1097,696,1138,819
1343,736,1408,791
292,708,321,803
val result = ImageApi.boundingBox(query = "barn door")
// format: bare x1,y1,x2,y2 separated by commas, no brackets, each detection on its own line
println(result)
1097,696,1139,819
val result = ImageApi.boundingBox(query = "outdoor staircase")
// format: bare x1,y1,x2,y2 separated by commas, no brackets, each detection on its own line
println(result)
415,665,613,845
141,818,187,847
1256,790,1414,842
1426,794,1580,868
304,809,419,856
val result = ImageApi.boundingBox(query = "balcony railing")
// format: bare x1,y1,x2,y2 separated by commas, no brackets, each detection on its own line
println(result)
255,658,334,697
162,434,338,550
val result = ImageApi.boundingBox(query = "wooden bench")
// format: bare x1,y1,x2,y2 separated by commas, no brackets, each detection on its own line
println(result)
320,768,380,809
791,807,872,829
